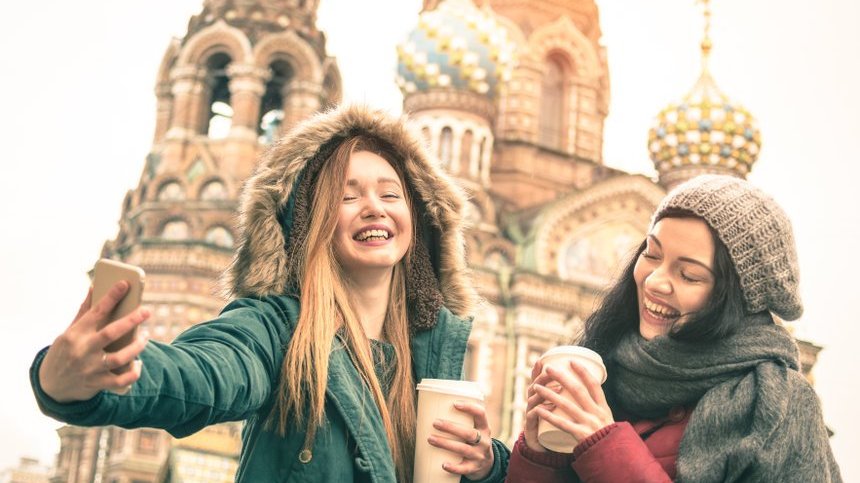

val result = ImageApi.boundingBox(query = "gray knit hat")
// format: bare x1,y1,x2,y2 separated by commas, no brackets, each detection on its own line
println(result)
652,174,802,321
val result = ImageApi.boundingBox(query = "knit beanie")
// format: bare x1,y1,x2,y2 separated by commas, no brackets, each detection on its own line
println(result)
652,174,803,321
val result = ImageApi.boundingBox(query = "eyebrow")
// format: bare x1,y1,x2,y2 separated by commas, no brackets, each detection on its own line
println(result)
346,177,403,188
647,234,714,274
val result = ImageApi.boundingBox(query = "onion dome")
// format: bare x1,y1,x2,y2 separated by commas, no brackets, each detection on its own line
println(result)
647,0,761,188
396,0,515,99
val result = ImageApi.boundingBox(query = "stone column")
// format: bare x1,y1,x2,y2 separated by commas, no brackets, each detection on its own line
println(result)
167,66,206,139
152,82,173,143
281,80,322,130
226,63,270,140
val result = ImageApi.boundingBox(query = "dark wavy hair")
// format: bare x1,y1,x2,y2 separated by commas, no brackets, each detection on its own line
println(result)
579,208,748,358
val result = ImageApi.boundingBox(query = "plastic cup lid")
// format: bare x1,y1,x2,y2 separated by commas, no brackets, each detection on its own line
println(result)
539,345,607,383
416,379,484,400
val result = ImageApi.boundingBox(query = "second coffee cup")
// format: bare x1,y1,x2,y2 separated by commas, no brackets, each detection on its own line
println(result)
413,379,484,483
536,345,607,453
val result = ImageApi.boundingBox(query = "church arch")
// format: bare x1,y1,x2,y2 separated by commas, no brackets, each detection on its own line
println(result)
176,20,252,67
253,31,323,85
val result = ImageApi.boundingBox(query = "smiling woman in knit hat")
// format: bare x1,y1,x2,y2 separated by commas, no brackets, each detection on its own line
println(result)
506,174,842,482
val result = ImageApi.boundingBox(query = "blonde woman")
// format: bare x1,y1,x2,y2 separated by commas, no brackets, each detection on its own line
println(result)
31,105,508,482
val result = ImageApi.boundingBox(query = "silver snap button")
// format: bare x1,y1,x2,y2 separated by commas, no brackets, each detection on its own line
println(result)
298,449,312,463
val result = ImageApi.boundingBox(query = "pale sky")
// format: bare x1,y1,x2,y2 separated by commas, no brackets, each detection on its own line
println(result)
1,0,858,479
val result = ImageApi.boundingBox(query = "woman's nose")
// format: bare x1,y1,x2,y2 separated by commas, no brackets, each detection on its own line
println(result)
361,196,385,218
644,265,672,295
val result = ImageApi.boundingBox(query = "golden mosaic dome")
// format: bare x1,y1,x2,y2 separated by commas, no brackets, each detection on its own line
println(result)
648,71,761,177
648,0,761,183
396,0,515,98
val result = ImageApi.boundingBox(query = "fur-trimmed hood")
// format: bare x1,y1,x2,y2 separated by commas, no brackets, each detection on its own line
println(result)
223,104,476,326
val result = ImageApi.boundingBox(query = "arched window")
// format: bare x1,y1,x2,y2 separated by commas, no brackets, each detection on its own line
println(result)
478,137,487,176
200,180,228,201
421,126,432,149
123,193,132,213
439,127,453,168
460,130,473,176
205,53,233,138
539,57,565,150
485,250,513,271
157,181,185,201
464,200,482,224
258,59,293,144
205,226,234,248
161,220,190,240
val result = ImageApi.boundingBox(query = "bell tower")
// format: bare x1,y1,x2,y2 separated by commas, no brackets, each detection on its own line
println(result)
50,2,340,482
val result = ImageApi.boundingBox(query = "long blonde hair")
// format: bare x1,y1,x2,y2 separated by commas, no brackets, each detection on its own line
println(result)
273,135,417,482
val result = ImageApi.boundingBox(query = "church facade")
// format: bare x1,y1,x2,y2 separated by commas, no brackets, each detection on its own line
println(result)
47,1,821,481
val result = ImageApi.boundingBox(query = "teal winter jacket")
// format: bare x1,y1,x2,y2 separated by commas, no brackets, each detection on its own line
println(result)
32,295,508,482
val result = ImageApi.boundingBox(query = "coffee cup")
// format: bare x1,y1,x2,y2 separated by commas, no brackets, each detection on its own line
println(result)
413,379,484,483
536,345,607,453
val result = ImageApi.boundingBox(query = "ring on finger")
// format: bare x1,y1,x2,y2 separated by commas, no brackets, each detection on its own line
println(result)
102,352,110,372
468,430,481,445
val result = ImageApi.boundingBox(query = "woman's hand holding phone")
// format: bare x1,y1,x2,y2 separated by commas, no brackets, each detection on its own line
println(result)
39,281,150,403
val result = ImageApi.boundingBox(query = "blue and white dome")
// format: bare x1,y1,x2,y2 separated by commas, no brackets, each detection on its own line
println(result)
396,0,515,98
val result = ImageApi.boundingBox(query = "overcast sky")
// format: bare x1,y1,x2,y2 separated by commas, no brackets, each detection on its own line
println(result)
1,0,858,479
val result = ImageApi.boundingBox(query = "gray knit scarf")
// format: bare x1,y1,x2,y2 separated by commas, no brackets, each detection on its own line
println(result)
607,313,842,482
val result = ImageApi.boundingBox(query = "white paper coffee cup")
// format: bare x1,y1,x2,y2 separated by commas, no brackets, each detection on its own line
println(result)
536,346,607,453
413,379,484,483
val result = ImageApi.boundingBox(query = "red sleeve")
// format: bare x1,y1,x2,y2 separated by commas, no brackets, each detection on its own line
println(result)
504,432,575,483
571,422,672,483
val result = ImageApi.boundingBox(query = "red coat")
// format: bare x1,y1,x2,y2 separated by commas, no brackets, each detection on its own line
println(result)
505,406,691,482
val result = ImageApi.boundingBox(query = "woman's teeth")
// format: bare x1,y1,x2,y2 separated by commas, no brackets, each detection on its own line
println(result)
355,229,390,241
644,298,680,320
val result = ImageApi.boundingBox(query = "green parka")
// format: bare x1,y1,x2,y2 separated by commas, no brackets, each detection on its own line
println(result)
31,105,510,482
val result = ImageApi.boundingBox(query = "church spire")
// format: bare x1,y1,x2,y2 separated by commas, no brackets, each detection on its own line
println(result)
647,0,762,190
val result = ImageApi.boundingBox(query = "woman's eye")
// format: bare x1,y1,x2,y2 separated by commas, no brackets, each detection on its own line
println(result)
641,251,659,260
382,192,401,199
342,194,357,202
681,273,701,283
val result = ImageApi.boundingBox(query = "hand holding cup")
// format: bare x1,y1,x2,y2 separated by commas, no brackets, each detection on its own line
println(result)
414,379,493,482
531,346,613,452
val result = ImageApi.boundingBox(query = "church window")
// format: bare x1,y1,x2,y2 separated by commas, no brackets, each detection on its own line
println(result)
464,200,482,224
421,126,432,148
205,226,234,248
460,130,473,176
157,181,185,201
258,59,292,144
463,343,475,381
439,127,453,168
205,53,233,139
478,137,487,175
200,179,227,200
136,430,159,455
539,57,566,150
485,250,512,271
112,428,125,451
208,102,233,139
186,158,206,182
123,193,132,214
559,223,640,281
161,220,190,240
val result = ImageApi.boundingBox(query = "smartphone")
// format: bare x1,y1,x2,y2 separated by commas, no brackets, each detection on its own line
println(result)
92,258,146,355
